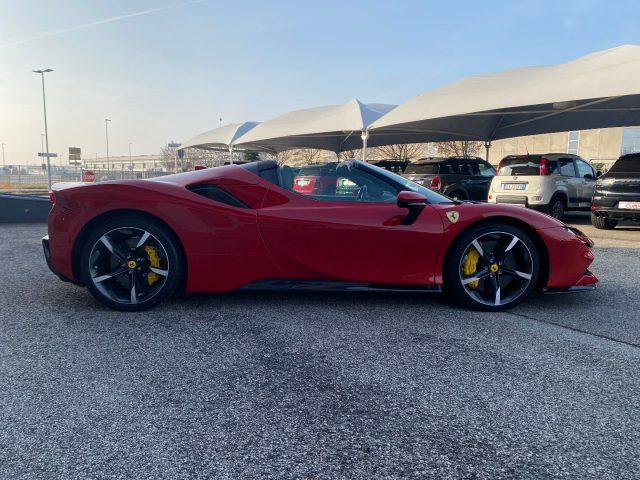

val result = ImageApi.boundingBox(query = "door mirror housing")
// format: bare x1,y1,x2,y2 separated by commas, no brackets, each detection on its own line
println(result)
596,170,603,178
583,173,594,180
397,191,427,225
397,191,427,210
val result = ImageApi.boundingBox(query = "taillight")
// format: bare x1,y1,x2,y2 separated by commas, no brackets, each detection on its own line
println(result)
194,165,206,171
429,176,441,190
48,190,56,205
539,157,551,175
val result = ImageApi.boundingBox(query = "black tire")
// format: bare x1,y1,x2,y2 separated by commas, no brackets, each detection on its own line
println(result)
443,222,540,311
546,195,565,221
591,213,618,230
79,214,184,311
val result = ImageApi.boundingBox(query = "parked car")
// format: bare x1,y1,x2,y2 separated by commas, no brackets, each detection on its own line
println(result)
402,157,496,201
43,160,596,312
591,153,640,229
373,159,410,174
488,153,598,220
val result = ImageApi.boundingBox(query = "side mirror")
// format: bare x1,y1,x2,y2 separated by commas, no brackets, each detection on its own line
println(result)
596,170,602,178
397,191,427,225
583,173,594,180
397,190,427,210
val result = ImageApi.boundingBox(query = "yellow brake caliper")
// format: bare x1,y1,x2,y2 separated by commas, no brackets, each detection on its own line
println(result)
144,245,161,286
463,248,480,289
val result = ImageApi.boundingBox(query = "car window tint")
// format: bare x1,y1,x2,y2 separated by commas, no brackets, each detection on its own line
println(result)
439,163,458,174
559,158,577,176
404,163,439,174
575,160,594,178
458,162,473,175
478,163,495,177
280,163,398,203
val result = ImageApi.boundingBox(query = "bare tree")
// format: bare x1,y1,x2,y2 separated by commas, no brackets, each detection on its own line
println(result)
337,149,359,160
275,148,324,166
376,143,422,161
436,141,482,157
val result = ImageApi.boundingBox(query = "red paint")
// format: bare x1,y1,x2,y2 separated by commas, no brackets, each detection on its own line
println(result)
82,170,95,182
47,164,596,294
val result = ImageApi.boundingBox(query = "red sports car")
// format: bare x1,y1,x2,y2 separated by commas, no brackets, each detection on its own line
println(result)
43,160,597,311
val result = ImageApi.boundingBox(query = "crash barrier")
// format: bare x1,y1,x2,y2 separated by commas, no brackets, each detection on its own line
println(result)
0,193,50,223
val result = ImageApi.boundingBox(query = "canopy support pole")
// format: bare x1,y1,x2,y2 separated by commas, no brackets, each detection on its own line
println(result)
361,130,369,162
484,141,492,163
229,145,234,165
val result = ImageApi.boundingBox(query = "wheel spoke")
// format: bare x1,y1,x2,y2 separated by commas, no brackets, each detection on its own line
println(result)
461,269,491,285
100,235,126,261
135,231,150,248
130,271,137,304
492,275,501,305
503,268,532,280
92,267,128,284
471,239,491,265
149,267,168,277
496,235,519,261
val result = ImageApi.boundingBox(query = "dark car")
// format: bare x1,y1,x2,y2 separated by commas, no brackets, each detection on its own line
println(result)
591,153,640,229
402,157,496,201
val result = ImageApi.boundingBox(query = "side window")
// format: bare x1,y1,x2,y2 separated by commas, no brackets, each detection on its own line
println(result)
478,162,496,177
559,158,577,177
458,162,474,176
280,164,398,203
439,162,458,174
575,159,594,179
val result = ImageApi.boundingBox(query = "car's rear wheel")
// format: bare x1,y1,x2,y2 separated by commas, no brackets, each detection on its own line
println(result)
591,213,618,230
547,195,565,220
444,223,540,311
80,215,183,311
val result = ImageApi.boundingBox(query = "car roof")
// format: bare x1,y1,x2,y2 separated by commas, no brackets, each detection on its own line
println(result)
412,156,483,164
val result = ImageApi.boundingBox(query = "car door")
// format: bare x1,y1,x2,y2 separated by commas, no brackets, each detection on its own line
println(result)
257,163,445,287
476,161,496,201
575,158,597,207
558,157,581,207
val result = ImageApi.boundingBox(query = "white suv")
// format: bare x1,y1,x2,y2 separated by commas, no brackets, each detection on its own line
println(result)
487,154,597,220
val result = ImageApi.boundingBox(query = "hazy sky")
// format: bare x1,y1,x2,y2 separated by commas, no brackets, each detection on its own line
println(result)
1,0,639,164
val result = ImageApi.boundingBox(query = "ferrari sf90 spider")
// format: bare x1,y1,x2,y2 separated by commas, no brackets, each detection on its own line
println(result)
43,160,597,311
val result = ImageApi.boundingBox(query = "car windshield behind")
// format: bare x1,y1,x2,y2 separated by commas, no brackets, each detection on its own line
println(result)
498,156,544,176
363,163,451,204
608,155,640,174
404,163,439,175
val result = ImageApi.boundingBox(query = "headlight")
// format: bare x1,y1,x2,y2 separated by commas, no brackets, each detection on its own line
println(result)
564,227,594,247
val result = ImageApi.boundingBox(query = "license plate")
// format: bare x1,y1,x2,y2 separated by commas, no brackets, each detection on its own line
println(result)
502,183,526,191
619,201,640,210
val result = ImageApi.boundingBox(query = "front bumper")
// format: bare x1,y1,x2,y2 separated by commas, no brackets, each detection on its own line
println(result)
544,270,598,294
42,235,72,283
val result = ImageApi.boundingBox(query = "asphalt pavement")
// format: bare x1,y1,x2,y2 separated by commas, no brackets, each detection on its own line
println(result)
1,221,639,479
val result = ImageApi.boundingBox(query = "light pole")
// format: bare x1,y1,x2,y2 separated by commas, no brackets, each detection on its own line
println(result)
128,142,133,170
105,118,111,175
1,142,5,167
33,68,53,188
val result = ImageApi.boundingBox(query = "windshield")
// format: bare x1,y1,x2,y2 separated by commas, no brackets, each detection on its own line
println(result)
498,156,544,176
404,164,439,175
609,156,640,174
363,162,451,204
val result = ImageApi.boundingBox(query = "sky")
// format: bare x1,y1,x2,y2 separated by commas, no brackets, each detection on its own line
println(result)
1,0,640,164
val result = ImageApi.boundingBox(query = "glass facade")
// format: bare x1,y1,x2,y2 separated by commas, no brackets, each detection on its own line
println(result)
621,127,640,155
567,131,580,155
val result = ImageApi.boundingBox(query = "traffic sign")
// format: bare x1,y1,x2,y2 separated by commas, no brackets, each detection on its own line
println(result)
38,152,57,158
68,147,81,162
82,170,96,182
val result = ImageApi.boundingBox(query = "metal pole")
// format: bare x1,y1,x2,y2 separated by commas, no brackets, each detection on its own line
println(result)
174,149,178,173
105,119,111,176
128,142,132,169
484,140,492,164
34,70,53,188
361,130,369,162
1,143,5,167
229,145,234,165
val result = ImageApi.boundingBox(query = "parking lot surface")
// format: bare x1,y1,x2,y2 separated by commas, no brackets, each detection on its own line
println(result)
1,221,639,479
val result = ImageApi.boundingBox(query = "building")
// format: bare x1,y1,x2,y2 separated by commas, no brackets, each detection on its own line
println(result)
83,154,165,172
479,126,640,169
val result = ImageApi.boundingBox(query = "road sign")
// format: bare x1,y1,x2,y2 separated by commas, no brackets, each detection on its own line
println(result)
168,142,181,148
68,147,81,162
38,152,57,158
82,170,95,182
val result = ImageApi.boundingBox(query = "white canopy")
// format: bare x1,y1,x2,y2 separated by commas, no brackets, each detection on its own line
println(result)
179,121,259,151
235,99,395,154
369,45,640,146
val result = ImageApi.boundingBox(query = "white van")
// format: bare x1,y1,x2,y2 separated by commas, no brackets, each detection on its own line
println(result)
487,153,598,220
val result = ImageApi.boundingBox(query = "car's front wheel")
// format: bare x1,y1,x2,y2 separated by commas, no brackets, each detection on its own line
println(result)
79,215,184,311
444,223,540,311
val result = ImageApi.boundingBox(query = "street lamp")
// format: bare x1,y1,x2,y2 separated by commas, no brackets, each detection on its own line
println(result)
33,68,53,188
105,118,111,175
1,142,5,168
